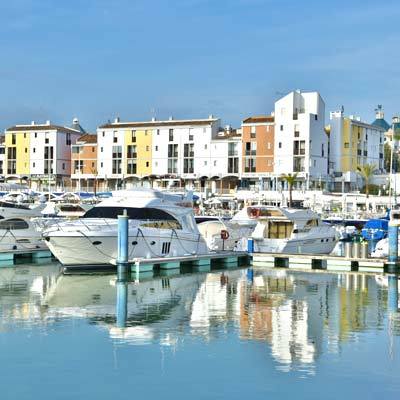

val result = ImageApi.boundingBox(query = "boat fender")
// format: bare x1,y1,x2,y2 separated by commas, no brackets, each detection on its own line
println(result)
220,229,230,240
250,208,260,218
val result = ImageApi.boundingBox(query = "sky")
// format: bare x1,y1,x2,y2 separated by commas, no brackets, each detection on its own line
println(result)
0,0,399,132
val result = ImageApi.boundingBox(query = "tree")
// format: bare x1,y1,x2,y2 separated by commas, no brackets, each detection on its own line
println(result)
357,163,377,198
280,173,298,207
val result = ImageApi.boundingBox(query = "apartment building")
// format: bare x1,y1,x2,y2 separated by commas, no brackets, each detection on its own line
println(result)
95,116,241,191
329,109,385,191
274,91,328,189
241,115,275,190
71,134,98,191
4,119,83,189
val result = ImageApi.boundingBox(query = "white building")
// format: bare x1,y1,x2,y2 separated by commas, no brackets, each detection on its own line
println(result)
96,116,240,193
274,91,328,189
4,120,83,189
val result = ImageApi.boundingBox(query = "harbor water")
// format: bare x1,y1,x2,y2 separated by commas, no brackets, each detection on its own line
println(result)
0,261,399,399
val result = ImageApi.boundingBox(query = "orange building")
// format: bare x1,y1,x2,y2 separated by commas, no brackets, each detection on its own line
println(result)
241,115,275,189
71,134,98,191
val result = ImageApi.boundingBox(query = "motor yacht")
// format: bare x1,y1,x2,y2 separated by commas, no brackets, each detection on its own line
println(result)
231,206,338,254
0,217,47,252
42,188,209,267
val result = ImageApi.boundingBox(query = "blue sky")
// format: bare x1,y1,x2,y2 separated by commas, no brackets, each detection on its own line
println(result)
0,0,399,132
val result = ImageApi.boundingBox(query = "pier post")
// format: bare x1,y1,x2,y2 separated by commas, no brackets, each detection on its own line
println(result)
116,209,129,328
117,209,129,274
387,213,399,273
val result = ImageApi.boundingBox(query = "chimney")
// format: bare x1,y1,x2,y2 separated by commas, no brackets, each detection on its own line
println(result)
209,114,214,119
151,117,156,122
46,120,51,125
168,116,173,121
31,121,35,125
114,117,120,123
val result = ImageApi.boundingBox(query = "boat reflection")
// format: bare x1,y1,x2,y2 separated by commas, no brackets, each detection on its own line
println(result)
0,262,399,374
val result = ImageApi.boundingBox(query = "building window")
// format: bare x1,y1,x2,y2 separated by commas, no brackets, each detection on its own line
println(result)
344,142,350,148
11,134,16,145
169,129,174,141
25,148,27,153
127,160,137,174
214,160,217,166
204,161,207,166
146,145,149,151
145,130,148,136
267,142,271,150
66,133,71,145
101,162,103,168
102,131,105,137
278,142,282,148
112,160,121,174
33,162,35,168
62,163,65,170
321,143,324,157
155,146,158,151
113,131,118,143
315,115,318,120
34,132,37,138
157,129,160,135
101,147,103,152
189,134,193,141
146,161,149,167
204,144,207,150
280,125,283,131
92,147,95,152
92,162,95,168
33,148,36,153
250,126,256,138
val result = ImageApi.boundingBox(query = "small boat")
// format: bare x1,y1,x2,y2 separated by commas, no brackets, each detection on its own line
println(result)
0,200,46,219
231,206,338,254
43,188,209,267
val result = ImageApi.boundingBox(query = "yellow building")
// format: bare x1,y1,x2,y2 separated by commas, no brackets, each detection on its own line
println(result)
4,129,30,176
124,129,152,177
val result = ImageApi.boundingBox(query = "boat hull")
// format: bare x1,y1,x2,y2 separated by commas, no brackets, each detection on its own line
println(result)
45,229,209,266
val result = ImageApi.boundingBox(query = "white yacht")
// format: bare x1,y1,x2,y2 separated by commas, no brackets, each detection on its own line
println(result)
43,189,209,267
0,217,47,252
231,206,338,254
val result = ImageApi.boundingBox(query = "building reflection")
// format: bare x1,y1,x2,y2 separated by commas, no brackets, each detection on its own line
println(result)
0,263,399,373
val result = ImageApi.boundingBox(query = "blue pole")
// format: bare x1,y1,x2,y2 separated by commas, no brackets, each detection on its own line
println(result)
388,222,398,272
247,238,254,253
247,268,254,282
117,209,129,272
388,275,399,313
116,279,128,328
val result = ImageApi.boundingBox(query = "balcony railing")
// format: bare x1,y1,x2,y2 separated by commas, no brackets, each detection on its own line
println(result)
245,150,257,156
244,167,256,173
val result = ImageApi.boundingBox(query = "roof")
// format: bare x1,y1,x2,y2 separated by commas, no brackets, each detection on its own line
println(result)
5,124,81,134
242,115,274,124
98,118,219,129
76,134,97,144
371,118,390,131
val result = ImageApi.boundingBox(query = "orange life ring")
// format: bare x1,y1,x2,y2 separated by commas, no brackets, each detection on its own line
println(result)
220,229,230,240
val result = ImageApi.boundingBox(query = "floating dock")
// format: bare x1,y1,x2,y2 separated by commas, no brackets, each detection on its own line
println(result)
113,251,250,273
0,248,53,266
251,252,387,273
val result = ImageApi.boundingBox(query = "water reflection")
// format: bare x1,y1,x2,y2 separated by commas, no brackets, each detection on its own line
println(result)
0,263,400,374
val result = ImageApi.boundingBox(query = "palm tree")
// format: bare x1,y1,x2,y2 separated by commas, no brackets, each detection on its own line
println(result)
357,163,377,198
280,173,298,207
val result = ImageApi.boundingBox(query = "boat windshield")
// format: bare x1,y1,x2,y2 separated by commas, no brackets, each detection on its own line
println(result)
0,218,29,230
0,201,31,210
83,206,178,221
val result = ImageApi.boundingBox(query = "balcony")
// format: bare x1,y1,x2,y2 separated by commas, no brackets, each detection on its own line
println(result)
245,150,257,156
244,167,256,173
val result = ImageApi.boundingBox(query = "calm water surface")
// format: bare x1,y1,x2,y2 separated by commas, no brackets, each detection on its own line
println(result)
0,261,399,399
